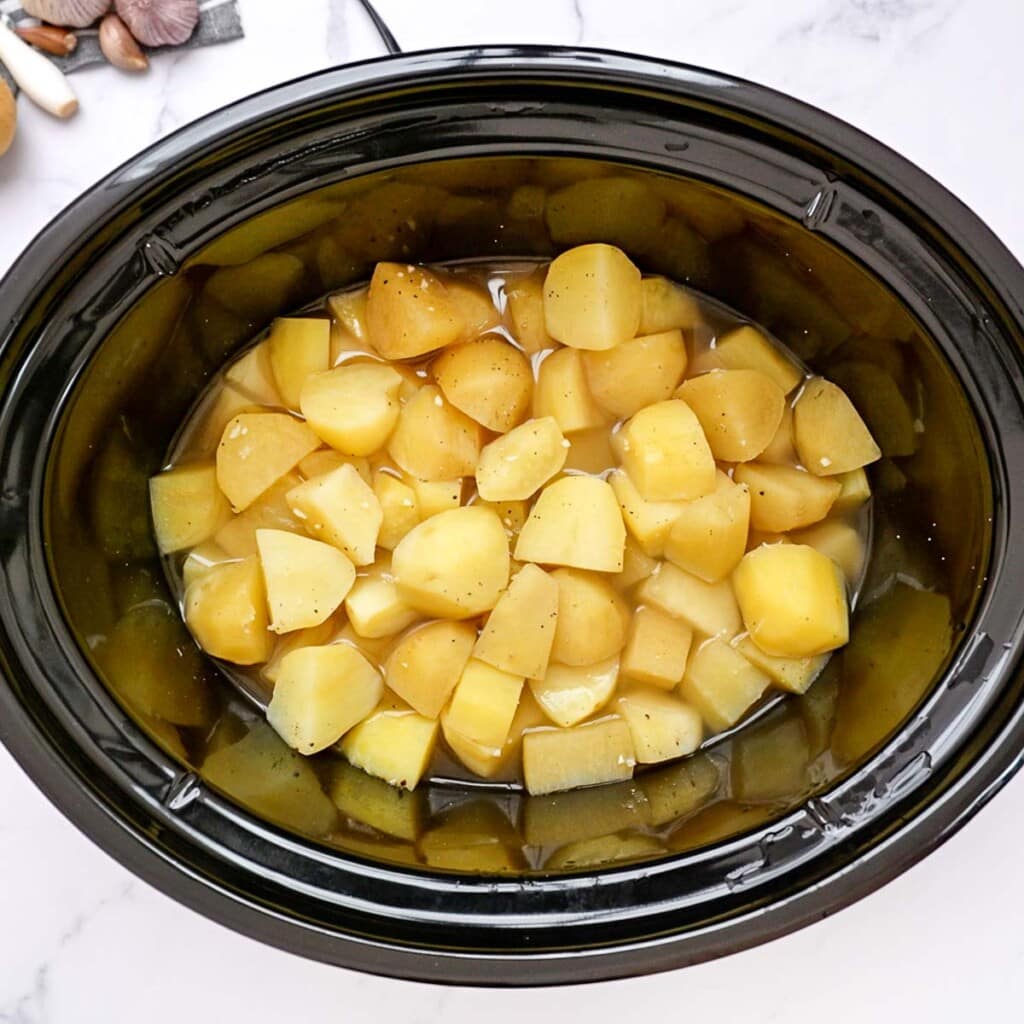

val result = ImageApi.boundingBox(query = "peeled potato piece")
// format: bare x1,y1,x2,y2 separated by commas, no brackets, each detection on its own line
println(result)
185,558,273,665
433,336,533,431
638,563,742,639
562,427,616,474
340,699,439,790
214,472,303,558
550,568,629,666
609,469,685,557
149,462,231,554
791,519,866,583
679,638,770,732
834,467,872,512
506,269,554,353
475,417,567,502
734,636,826,695
387,385,483,481
224,343,281,405
734,462,841,533
712,325,803,394
639,276,702,334
759,404,798,465
621,605,693,689
299,450,371,484
676,369,785,462
583,329,688,419
444,278,502,340
444,659,524,751
267,318,331,410
616,685,703,764
373,471,420,551
793,376,882,475
344,566,420,639
534,348,607,433
616,537,660,589
410,477,463,518
523,716,636,796
385,620,477,718
530,656,620,728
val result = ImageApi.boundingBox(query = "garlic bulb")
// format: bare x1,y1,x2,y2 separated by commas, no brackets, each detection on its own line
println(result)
22,0,112,29
114,0,199,48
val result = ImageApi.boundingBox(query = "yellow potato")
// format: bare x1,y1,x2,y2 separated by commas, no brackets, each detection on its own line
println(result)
664,470,751,582
299,362,403,456
608,469,685,557
475,499,530,541
834,467,871,512
432,336,532,431
149,462,231,554
256,528,355,634
444,659,524,750
733,544,849,658
543,243,642,350
550,568,629,666
185,558,273,665
385,620,476,718
534,347,607,433
515,476,625,572
758,404,797,465
442,690,546,779
639,276,703,334
638,563,742,639
712,325,803,394
474,564,559,679
286,463,382,566
562,427,616,474
475,417,568,501
621,605,693,689
182,540,230,590
734,636,826,695
505,269,554,354
224,342,281,404
392,506,510,618
298,449,371,484
214,472,303,558
616,685,703,764
216,412,321,513
793,376,882,475
326,288,370,345
340,699,439,790
522,716,636,795
828,361,916,458
410,477,463,518
791,519,866,582
676,369,786,462
344,569,420,639
615,537,660,589
373,471,420,550
679,637,770,732
267,318,331,410
583,329,688,419
545,177,666,253
387,385,483,481
267,644,382,754
733,462,840,532
443,277,502,340
261,616,341,686
529,656,620,727
365,262,467,360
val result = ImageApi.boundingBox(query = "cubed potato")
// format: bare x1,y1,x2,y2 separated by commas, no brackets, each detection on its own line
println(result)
214,472,304,558
791,519,866,582
443,277,502,340
530,656,620,728
615,400,716,501
712,325,803,394
664,470,751,582
387,385,483,481
328,761,426,840
759,404,798,465
616,685,703,764
261,616,341,686
299,362,403,456
679,637,770,732
267,644,383,754
475,417,568,502
410,477,462,518
522,716,636,795
475,498,529,540
392,506,510,618
373,471,420,550
515,476,625,572
340,699,439,790
827,361,916,458
344,571,420,639
735,636,826,695
365,262,467,359
545,834,664,871
474,564,559,679
432,336,532,431
545,177,666,253
336,622,394,664
638,563,742,638
534,348,607,433
190,385,265,457
267,317,331,410
444,659,524,751
150,462,232,554
256,528,355,633
385,620,476,718
286,463,382,566
562,427,616,474
731,710,810,803
505,269,554,354
582,329,688,419
185,557,273,665
675,369,786,462
733,544,849,658
616,536,660,588
216,412,321,513
543,243,642,350
834,467,872,512
182,540,230,590
298,449,372,484
793,377,882,474
621,605,693,689
639,276,703,334
550,568,629,666
609,469,685,557
639,754,721,826
733,462,841,532
326,288,370,345
224,342,283,405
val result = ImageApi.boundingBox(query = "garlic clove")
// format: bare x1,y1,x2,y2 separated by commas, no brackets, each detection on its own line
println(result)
99,12,148,72
0,79,16,157
0,21,78,119
21,0,112,30
114,0,198,48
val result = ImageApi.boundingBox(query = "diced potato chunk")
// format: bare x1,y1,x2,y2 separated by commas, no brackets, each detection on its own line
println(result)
522,717,636,795
185,558,273,664
609,469,684,557
392,506,510,618
267,318,331,410
366,262,467,359
182,540,229,589
534,348,607,433
543,243,641,350
442,690,546,779
373,471,420,550
617,685,703,763
256,528,355,634
475,417,567,501
261,617,340,686
550,568,629,666
583,329,688,419
432,336,532,431
794,377,882,475
224,343,281,405
664,470,751,582
344,571,420,639
679,638,770,732
730,711,810,803
328,761,425,839
639,276,702,334
733,544,849,658
616,536,660,588
506,269,554,354
545,177,666,252
385,620,476,718
445,659,524,751
759,404,797,465
387,385,483,481
267,644,382,754
475,498,529,540
149,462,231,554
621,605,693,689
615,400,716,501
474,564,558,679
712,325,803,393
828,361,915,458
340,700,439,789
791,519,866,582
326,289,370,344
676,369,786,462
638,563,742,638
214,472,303,558
733,462,840,532
562,427,616,474
529,656,620,727
515,476,625,572
735,636,825,695
834,467,871,512
444,278,502,340
410,477,462,518
298,449,371,484
216,412,321,513
286,463,382,566
300,362,403,456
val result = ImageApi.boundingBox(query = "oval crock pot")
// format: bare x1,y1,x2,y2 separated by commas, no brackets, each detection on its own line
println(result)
1,47,1024,986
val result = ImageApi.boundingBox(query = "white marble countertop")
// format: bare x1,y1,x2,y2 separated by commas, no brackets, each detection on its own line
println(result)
2,0,1023,1019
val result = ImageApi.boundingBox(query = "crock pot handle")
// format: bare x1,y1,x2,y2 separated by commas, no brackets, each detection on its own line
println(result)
356,0,402,54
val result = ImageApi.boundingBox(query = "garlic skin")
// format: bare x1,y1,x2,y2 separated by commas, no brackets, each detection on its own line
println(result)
22,0,112,30
114,0,199,47
99,12,148,71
